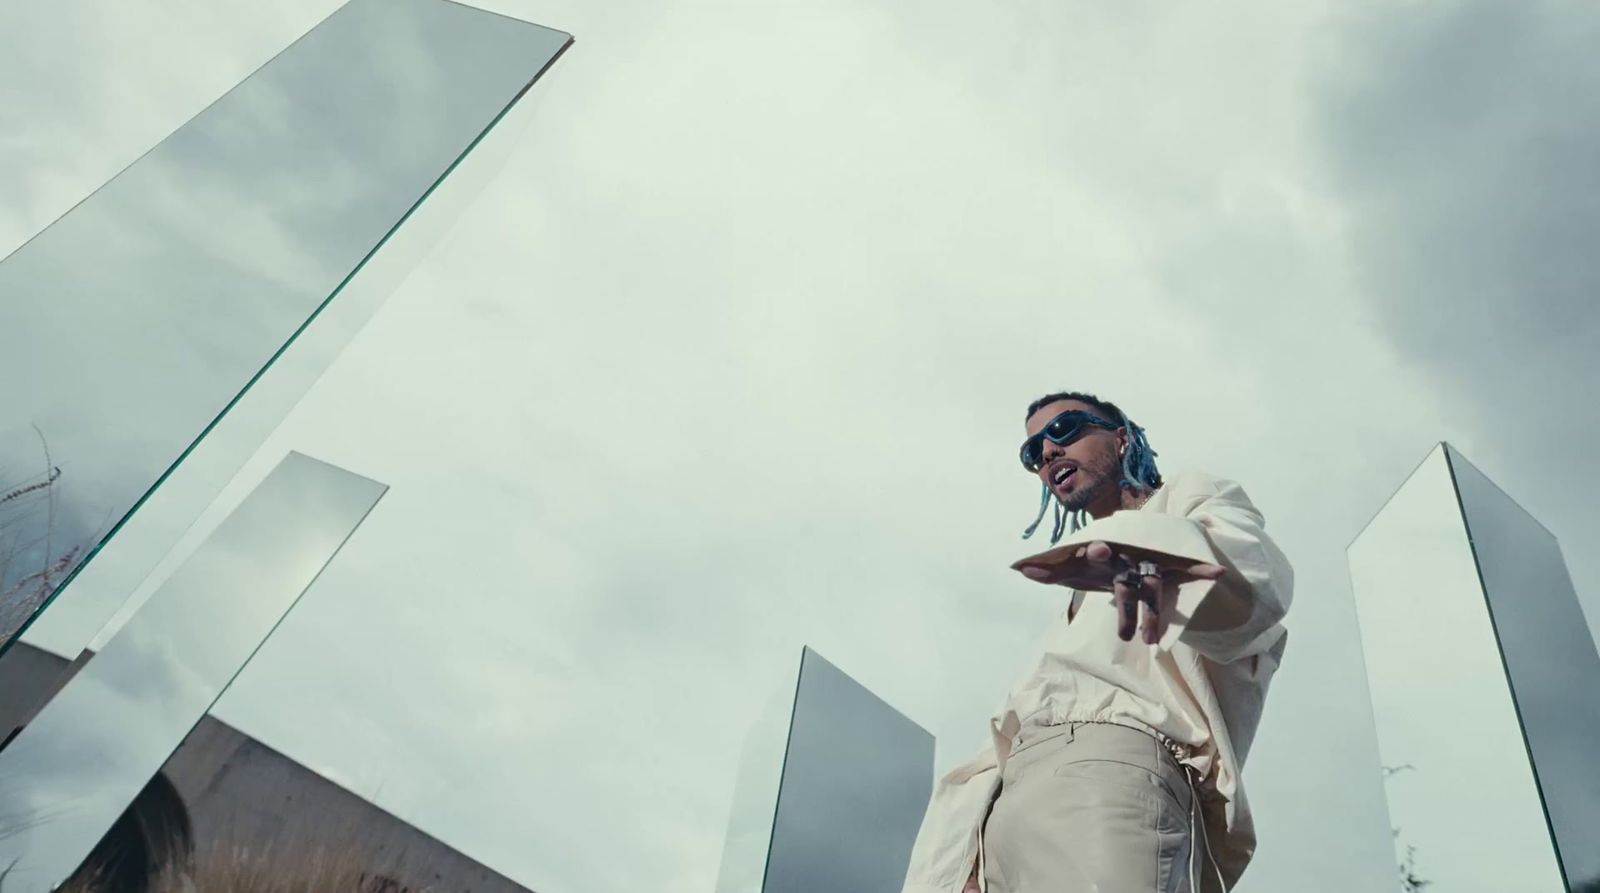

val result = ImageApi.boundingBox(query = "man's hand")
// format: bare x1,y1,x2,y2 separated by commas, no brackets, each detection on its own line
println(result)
1011,541,1226,644
962,863,981,893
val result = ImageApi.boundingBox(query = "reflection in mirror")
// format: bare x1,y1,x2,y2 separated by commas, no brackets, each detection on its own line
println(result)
1448,445,1600,890
0,452,387,892
0,0,571,660
49,713,529,892
717,646,934,893
1348,444,1566,892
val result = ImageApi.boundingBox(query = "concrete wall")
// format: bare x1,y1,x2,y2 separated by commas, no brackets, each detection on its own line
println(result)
0,639,78,742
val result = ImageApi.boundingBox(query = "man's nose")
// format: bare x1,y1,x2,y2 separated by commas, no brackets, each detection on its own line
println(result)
1040,440,1066,463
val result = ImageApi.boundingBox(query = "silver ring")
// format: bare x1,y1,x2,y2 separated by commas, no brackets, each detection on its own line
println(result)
1114,569,1144,589
1137,560,1161,578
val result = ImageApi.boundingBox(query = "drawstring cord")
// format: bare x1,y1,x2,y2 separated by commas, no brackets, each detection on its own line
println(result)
1182,764,1226,892
1186,768,1202,893
1156,731,1222,893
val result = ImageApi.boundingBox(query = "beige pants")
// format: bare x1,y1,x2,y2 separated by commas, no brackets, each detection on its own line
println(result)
979,722,1223,893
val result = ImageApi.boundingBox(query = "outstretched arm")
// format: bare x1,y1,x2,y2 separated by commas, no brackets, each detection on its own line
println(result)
1011,473,1293,664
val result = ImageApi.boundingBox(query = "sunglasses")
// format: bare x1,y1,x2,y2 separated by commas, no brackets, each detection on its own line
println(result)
1019,410,1119,473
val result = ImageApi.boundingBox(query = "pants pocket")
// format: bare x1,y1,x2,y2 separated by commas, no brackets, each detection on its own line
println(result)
984,758,1191,893
1052,757,1190,819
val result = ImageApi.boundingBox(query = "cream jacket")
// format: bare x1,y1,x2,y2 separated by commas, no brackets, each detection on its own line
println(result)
901,469,1294,892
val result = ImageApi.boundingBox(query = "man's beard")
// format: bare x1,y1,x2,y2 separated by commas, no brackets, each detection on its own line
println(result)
1058,463,1115,512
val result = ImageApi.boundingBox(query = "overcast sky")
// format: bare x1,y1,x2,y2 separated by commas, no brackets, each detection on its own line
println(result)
4,1,1599,891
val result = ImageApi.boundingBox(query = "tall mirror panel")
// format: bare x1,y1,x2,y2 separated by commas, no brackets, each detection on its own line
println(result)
1448,445,1600,890
717,647,934,893
1349,444,1566,891
0,0,570,662
0,452,387,893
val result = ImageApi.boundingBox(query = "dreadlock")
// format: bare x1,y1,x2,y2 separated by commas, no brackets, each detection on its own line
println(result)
1020,390,1163,543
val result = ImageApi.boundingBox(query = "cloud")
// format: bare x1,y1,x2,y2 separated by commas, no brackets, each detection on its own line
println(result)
11,1,1599,892
197,1,1410,888
1310,0,1600,622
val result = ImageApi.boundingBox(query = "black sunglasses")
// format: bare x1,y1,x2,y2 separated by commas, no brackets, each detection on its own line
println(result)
1019,410,1119,473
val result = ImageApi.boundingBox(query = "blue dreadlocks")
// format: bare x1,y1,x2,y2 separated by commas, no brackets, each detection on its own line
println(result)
1020,391,1163,544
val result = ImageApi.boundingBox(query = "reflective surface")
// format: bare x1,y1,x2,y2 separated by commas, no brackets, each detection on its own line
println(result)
0,452,387,892
717,647,934,893
1349,444,1566,891
0,0,571,656
717,660,798,893
1450,446,1600,889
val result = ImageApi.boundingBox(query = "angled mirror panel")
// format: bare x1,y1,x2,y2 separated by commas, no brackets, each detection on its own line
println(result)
5,32,567,741
53,712,532,891
0,0,571,656
1348,444,1565,892
0,452,387,892
765,647,934,892
716,647,934,893
716,659,800,893
1449,445,1600,889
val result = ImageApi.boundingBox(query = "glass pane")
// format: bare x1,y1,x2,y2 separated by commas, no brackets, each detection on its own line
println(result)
1449,445,1600,889
18,710,531,891
1348,444,1566,891
0,0,571,657
715,647,934,893
716,658,802,893
0,451,387,891
763,647,934,892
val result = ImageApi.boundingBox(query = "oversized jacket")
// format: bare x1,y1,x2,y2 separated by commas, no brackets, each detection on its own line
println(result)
901,469,1294,892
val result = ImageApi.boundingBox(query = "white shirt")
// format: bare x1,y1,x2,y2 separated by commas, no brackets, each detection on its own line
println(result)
901,469,1294,892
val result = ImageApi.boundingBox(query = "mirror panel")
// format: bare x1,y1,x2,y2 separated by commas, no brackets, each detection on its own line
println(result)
0,0,570,660
1448,445,1600,889
1349,444,1566,891
0,452,387,892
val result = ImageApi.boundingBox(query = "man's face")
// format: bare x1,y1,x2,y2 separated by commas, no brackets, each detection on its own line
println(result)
1024,399,1125,513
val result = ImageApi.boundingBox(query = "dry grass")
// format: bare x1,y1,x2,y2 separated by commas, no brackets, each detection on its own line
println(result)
0,428,81,646
158,838,430,893
5,784,445,893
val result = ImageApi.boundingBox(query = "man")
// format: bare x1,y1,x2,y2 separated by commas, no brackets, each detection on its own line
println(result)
901,391,1293,893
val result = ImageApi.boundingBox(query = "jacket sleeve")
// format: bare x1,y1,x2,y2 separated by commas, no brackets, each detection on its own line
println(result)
900,742,1001,893
1053,471,1293,664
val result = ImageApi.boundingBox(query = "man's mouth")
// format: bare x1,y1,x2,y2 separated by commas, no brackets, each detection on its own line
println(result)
1050,464,1077,487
